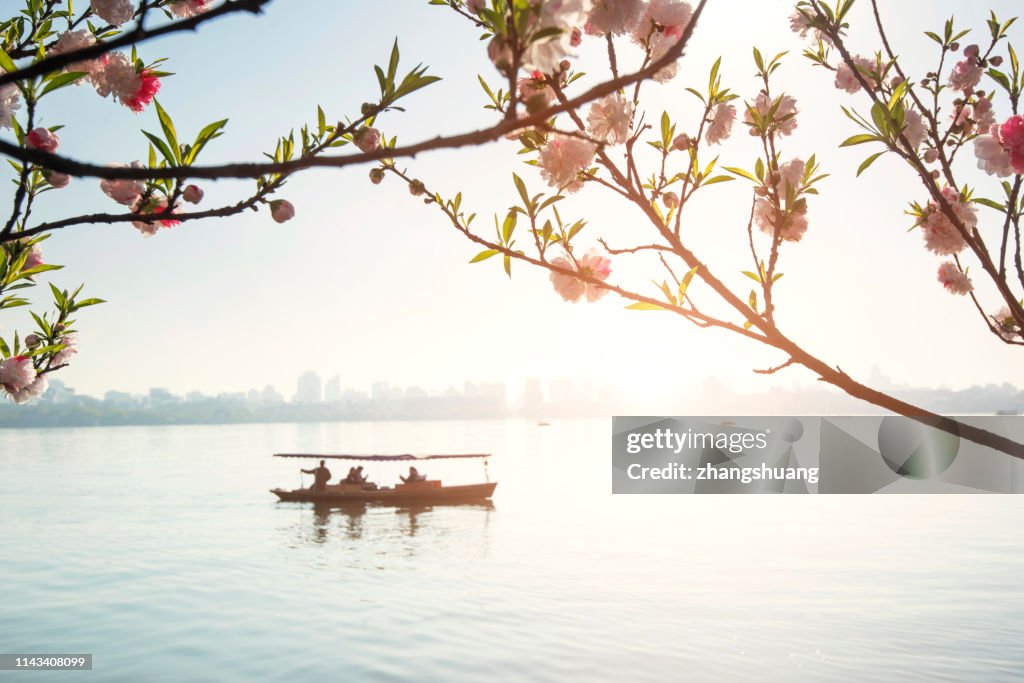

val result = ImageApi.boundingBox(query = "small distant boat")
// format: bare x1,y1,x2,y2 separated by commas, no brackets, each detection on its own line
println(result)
270,452,497,505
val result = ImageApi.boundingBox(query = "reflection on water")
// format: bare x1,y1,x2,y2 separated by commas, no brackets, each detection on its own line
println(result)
2,419,1024,682
290,501,495,544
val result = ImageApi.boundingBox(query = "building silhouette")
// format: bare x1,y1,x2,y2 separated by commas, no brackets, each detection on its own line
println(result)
294,371,323,404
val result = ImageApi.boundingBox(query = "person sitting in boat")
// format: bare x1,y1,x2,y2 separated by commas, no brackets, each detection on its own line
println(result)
400,466,427,484
343,466,370,485
301,460,332,493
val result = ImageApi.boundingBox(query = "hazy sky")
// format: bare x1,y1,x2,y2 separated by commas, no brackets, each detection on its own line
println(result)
4,0,1024,402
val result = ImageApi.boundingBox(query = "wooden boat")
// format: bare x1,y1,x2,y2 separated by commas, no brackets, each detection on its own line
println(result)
271,481,497,504
271,452,497,506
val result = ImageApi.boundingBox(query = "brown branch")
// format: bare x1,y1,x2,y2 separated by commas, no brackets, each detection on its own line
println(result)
597,239,672,255
754,358,796,375
814,1,1024,332
0,3,706,183
0,0,273,88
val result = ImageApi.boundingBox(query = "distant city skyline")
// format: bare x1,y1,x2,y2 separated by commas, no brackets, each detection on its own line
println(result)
5,368,1024,430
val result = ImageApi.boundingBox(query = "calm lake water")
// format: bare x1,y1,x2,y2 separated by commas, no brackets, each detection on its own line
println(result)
1,418,1023,682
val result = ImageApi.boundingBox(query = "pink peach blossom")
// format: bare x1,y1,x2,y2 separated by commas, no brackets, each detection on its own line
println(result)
49,30,100,80
948,57,983,93
920,187,975,255
90,0,134,26
586,92,633,144
0,355,36,392
52,334,78,367
834,56,875,94
168,0,211,18
131,197,179,236
632,0,694,83
538,134,596,193
586,0,643,36
549,250,612,303
1000,115,1024,173
100,162,146,205
5,375,48,404
92,52,160,112
936,262,972,295
746,92,798,136
705,103,736,145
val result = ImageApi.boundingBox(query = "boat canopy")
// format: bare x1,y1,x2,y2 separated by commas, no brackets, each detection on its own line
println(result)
273,453,491,461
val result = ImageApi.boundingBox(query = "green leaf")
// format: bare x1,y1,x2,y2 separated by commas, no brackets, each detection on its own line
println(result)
973,197,1007,212
723,166,758,182
625,302,668,311
0,47,15,74
857,151,885,176
501,210,517,243
40,71,87,96
513,173,531,211
870,102,890,136
470,249,499,263
15,263,62,279
185,118,228,164
840,133,880,147
142,131,176,166
387,38,400,88
678,265,699,299
154,100,180,164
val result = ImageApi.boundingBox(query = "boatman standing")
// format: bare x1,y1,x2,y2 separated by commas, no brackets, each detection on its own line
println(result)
301,460,332,492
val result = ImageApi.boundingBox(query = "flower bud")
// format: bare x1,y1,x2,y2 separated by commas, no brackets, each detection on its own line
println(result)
369,168,385,185
353,127,382,153
990,55,1004,66
923,148,938,163
269,199,295,223
408,179,426,196
488,36,514,74
26,127,60,153
964,44,980,58
183,184,204,204
43,169,70,188
21,242,43,270
25,334,39,347
663,192,679,209
671,133,691,151
950,42,960,52
360,102,378,117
